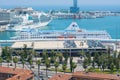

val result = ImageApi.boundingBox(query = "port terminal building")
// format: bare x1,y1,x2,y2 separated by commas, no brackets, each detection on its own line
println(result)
11,40,108,56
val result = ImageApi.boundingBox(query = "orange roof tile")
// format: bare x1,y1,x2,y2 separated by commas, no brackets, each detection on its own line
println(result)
49,74,72,80
73,71,120,80
49,71,120,80
0,66,33,80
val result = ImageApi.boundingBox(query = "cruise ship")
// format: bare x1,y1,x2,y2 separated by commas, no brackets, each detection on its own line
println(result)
5,8,51,31
11,22,111,40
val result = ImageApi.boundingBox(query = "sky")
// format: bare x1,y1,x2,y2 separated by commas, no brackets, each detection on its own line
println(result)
0,0,120,6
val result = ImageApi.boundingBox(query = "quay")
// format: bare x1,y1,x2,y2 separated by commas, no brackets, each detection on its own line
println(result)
0,38,120,43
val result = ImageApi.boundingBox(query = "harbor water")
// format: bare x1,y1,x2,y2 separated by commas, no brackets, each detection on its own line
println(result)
0,16,120,40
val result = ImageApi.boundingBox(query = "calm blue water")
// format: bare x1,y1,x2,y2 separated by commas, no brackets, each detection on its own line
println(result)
0,5,120,40
0,16,120,40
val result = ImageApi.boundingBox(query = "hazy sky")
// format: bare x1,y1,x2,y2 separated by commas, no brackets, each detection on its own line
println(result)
0,0,120,6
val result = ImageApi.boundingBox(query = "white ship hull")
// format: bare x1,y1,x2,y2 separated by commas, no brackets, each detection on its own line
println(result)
6,21,51,31
11,22,111,40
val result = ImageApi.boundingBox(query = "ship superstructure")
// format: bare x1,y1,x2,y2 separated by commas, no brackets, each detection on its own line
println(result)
11,22,111,40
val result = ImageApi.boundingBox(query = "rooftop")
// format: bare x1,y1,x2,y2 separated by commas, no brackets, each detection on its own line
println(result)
49,71,120,80
11,40,105,50
73,71,120,80
49,74,72,80
11,40,89,49
0,66,34,80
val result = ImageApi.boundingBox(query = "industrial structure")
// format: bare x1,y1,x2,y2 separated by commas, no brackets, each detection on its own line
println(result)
70,0,79,13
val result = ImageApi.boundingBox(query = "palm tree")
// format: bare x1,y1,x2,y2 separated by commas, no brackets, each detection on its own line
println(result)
0,57,3,66
45,59,50,77
6,57,11,67
72,62,77,72
36,60,41,75
54,62,59,74
115,58,120,72
63,50,69,64
57,52,63,63
42,50,48,63
28,59,33,70
13,57,18,69
70,57,73,72
83,58,88,72
23,44,28,59
62,63,67,73
21,59,25,69
118,51,120,59
50,56,56,64
109,62,114,72
79,51,85,58
1,46,12,60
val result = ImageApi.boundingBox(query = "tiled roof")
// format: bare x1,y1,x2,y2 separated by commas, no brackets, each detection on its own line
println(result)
49,74,72,80
49,71,120,80
0,66,33,80
73,71,120,80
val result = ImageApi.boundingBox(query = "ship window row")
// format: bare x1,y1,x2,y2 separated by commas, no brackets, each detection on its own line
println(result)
0,14,10,16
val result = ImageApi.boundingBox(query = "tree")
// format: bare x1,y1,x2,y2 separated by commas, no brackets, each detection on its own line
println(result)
54,62,59,74
115,58,120,71
72,62,77,72
50,56,56,64
101,61,107,71
28,59,33,70
1,46,12,60
6,57,11,67
79,51,85,58
107,56,114,70
42,50,48,63
57,52,63,63
13,57,19,69
86,53,91,66
36,60,41,75
92,60,95,69
63,50,69,64
109,62,114,71
0,57,3,66
28,49,36,61
118,52,120,59
107,47,111,55
97,56,102,69
21,59,25,69
70,57,73,72
83,58,88,71
62,63,67,73
45,59,50,77
100,54,107,71
93,52,99,67
23,44,28,59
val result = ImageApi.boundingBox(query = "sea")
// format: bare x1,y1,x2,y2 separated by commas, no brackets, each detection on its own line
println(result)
0,5,120,40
